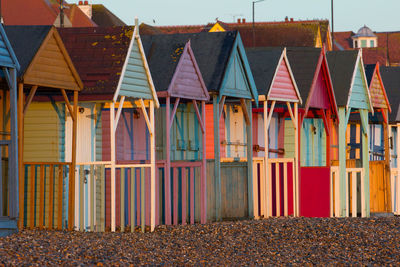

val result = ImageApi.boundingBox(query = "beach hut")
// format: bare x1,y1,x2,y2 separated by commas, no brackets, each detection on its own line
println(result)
286,47,338,217
4,25,83,230
59,20,159,232
141,35,209,225
0,24,20,237
327,49,373,217
381,66,400,215
246,47,302,218
144,31,259,221
364,63,391,214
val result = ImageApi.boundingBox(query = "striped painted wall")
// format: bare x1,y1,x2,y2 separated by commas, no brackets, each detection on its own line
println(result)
284,118,295,159
268,59,298,102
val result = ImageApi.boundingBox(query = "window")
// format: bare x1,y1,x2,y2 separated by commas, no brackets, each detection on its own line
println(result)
361,40,367,47
370,40,375,47
354,40,358,48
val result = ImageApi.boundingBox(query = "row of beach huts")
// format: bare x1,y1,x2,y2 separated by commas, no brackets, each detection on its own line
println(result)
1,19,400,234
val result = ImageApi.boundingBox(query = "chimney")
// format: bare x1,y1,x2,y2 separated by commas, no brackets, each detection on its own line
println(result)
290,18,294,22
242,18,246,23
285,16,288,22
78,0,92,19
237,18,240,23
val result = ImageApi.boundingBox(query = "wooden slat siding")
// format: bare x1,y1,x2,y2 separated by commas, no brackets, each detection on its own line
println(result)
118,41,153,100
39,165,45,229
57,166,63,229
24,33,80,90
181,168,187,225
100,165,105,232
284,118,295,158
79,166,84,231
90,165,95,231
370,161,388,212
308,68,331,109
130,168,135,232
24,103,60,162
301,119,327,167
348,64,370,110
269,59,298,101
206,160,216,221
190,167,194,224
29,166,35,228
120,168,125,232
391,127,397,168
140,167,145,232
220,162,248,219
225,105,246,158
370,72,388,109
169,49,208,101
205,104,214,159
221,52,253,99
48,165,54,229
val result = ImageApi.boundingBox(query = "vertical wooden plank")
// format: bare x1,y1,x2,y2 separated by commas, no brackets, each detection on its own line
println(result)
150,100,156,231
284,162,288,216
383,113,391,212
17,83,24,229
48,165,54,229
246,99,253,218
201,100,207,224
182,167,187,225
360,109,370,217
155,166,159,226
264,100,269,218
294,102,299,216
100,165,105,232
30,165,35,228
165,96,172,225
346,171,349,217
39,165,45,229
69,90,78,230
190,167,195,224
120,168,125,232
338,108,347,216
352,171,357,217
130,167,135,232
141,167,145,233
79,165,84,231
57,166,63,229
253,161,259,219
90,165,95,231
173,168,178,225
213,95,221,221
268,161,272,217
110,102,116,232
330,169,334,217
275,163,280,216
361,169,366,217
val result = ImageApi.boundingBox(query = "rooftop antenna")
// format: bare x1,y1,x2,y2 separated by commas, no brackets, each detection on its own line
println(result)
59,0,64,28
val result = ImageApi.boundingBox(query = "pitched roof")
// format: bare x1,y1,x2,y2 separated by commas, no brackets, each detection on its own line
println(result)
59,26,133,96
142,31,237,94
286,47,321,106
245,47,284,96
91,4,126,26
381,66,400,123
332,31,353,50
4,25,51,76
2,0,96,27
326,50,359,106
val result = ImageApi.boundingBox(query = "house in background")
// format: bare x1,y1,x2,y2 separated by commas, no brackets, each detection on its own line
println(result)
77,1,126,26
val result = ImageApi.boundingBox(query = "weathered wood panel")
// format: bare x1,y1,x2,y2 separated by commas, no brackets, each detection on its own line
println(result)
301,118,326,167
369,160,390,213
369,72,388,109
24,33,80,90
269,59,298,101
348,63,370,110
309,68,331,109
221,51,252,99
205,103,225,159
118,41,153,100
284,118,295,159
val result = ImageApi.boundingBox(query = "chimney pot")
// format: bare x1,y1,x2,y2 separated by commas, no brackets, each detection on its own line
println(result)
285,16,288,22
242,18,246,23
290,18,294,22
78,1,83,4
237,18,240,23
84,0,88,5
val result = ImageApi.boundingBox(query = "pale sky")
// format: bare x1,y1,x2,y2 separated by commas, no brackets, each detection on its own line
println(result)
98,0,400,33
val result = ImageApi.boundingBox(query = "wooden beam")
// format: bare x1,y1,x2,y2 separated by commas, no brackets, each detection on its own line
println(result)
165,96,171,225
169,97,180,130
286,102,296,129
321,109,331,137
213,95,221,221
240,98,250,126
266,100,276,130
61,89,75,122
246,99,253,218
219,95,226,121
139,98,153,136
68,90,78,230
192,100,205,134
201,100,207,224
23,86,38,116
110,102,116,231
150,100,156,231
114,96,125,132
17,83,24,229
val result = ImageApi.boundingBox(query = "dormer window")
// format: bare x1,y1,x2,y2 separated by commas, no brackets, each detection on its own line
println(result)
352,25,378,48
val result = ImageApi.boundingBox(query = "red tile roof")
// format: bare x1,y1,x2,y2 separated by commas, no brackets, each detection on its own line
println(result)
150,19,329,48
2,0,96,27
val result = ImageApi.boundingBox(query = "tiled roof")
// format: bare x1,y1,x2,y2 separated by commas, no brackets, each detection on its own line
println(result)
58,26,133,97
92,4,126,27
2,0,96,27
333,31,353,50
149,19,329,48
